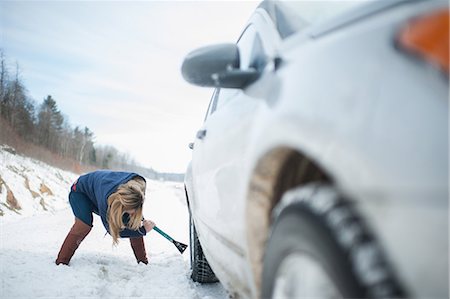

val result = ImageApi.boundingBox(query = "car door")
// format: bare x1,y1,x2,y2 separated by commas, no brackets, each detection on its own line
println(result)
190,15,279,283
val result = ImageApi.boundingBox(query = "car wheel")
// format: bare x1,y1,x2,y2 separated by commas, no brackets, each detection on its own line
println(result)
189,209,218,283
262,183,406,299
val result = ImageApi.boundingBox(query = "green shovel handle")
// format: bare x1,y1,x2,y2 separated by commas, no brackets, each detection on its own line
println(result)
153,226,174,242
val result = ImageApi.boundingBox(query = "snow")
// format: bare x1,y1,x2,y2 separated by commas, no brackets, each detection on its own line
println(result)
0,147,227,298
0,145,78,220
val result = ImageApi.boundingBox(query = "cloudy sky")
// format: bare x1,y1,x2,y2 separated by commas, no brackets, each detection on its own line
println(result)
0,1,258,172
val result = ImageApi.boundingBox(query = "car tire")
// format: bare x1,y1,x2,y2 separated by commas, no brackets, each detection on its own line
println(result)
189,209,218,283
262,183,406,299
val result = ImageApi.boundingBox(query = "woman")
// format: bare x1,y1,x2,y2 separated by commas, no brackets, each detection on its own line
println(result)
56,170,155,265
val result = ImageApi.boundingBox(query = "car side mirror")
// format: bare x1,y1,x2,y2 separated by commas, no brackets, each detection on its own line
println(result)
181,43,260,89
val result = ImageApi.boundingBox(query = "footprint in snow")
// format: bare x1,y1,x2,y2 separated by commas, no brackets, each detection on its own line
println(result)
98,265,109,280
96,258,109,265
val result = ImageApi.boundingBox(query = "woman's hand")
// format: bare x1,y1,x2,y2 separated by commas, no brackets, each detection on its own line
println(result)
143,219,155,233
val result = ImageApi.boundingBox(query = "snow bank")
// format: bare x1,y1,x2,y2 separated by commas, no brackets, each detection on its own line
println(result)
0,145,77,222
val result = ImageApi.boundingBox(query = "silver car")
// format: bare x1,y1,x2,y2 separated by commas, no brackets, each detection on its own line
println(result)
182,0,448,298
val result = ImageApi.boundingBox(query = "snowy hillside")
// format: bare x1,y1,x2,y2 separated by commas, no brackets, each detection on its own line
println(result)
0,145,78,221
0,146,226,298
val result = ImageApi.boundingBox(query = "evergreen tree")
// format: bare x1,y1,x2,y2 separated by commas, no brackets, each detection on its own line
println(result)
37,95,64,151
0,50,143,172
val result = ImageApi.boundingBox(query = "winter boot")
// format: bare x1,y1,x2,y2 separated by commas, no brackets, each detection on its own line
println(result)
55,218,92,265
130,236,148,264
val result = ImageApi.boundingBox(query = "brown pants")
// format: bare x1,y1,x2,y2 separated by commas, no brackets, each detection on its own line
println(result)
55,218,92,265
130,236,148,264
56,218,148,265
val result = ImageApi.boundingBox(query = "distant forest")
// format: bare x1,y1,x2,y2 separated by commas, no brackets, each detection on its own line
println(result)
0,50,183,181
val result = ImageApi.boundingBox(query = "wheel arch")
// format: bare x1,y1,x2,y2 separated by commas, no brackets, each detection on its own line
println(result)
245,146,333,297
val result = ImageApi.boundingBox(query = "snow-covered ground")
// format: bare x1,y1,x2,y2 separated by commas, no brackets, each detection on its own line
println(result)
0,146,227,298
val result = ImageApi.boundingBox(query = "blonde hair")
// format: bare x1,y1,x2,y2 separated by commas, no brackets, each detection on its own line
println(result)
107,176,146,245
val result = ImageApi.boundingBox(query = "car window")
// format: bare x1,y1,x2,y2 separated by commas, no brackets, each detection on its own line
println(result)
237,25,258,70
206,24,265,117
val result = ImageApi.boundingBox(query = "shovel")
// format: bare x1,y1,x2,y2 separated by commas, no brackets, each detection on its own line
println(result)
142,217,187,254
153,226,188,254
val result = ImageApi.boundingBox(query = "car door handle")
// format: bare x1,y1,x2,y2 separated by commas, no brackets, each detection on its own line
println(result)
196,129,207,140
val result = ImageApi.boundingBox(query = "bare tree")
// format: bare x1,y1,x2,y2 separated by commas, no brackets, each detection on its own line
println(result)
0,50,8,112
0,51,143,172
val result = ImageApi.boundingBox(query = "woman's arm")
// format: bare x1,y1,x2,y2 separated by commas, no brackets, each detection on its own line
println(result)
119,226,147,238
119,217,155,238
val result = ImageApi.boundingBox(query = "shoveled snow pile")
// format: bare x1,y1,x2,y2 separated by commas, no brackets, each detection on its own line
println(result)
0,146,226,298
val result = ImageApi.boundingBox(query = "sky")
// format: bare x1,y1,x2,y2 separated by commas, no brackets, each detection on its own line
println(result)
0,1,258,173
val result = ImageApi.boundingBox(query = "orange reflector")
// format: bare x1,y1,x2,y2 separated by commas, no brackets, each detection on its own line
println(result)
398,9,449,74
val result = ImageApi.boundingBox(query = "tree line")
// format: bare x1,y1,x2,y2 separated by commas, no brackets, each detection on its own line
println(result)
0,49,138,171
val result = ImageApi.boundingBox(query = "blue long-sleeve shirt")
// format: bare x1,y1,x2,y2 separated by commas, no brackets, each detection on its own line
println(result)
72,170,147,238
